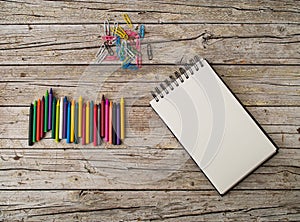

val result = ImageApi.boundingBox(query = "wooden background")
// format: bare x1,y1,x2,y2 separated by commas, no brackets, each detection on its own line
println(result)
0,0,299,221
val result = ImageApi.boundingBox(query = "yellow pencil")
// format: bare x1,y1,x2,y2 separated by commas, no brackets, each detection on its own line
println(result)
70,100,75,143
86,101,90,144
120,97,125,140
55,99,60,143
78,96,82,137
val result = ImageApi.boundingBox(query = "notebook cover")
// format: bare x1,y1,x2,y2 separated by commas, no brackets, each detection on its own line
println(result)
150,58,278,195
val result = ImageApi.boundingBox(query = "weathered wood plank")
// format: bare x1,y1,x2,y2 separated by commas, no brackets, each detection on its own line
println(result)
0,106,299,148
0,148,298,190
0,190,299,221
0,24,299,64
1,0,299,24
0,65,299,106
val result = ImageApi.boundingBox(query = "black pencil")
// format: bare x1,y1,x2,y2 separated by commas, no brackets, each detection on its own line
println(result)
28,103,34,146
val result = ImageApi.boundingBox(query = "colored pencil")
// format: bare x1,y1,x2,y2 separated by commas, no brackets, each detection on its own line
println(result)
97,104,101,145
59,97,63,139
40,96,44,139
55,99,60,143
44,90,48,132
105,99,109,141
28,103,34,146
67,101,71,143
48,88,53,130
63,97,67,139
109,101,113,144
36,99,41,141
90,101,94,143
75,102,78,144
78,96,82,137
82,103,86,145
117,103,121,145
33,100,37,142
86,101,90,144
112,103,116,145
51,97,56,139
101,95,105,137
120,97,125,140
70,100,75,143
93,104,97,146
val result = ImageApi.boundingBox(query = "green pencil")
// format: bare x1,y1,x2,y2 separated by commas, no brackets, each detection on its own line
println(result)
51,97,56,139
32,100,37,142
44,90,48,132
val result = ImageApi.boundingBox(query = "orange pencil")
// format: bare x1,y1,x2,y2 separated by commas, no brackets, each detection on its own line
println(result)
36,99,41,141
109,101,113,144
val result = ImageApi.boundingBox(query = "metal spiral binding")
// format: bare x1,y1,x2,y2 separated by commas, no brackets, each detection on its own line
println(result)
151,56,204,102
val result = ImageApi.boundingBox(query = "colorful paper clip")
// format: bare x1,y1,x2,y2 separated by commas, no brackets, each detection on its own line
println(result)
96,44,108,64
103,20,110,36
147,43,153,60
110,26,128,40
123,14,133,29
104,41,114,56
139,24,145,39
113,21,119,37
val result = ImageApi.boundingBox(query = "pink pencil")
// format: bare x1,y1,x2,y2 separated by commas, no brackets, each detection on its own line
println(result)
105,99,109,141
93,104,97,146
82,103,86,145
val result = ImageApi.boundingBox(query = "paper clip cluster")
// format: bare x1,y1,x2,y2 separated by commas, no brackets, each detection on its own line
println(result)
96,14,146,70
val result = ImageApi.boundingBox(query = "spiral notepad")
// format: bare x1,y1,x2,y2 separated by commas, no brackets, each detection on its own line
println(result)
150,56,278,195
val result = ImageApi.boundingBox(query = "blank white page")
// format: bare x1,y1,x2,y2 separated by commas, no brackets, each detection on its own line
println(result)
150,58,277,195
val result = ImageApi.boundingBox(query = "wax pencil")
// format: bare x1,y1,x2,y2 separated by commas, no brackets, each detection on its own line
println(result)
40,96,44,139
82,103,86,145
67,101,71,143
109,101,113,144
55,99,60,143
120,97,125,140
78,96,82,137
93,104,97,146
112,103,116,145
51,97,56,139
86,101,90,144
36,99,41,141
63,97,67,139
33,100,37,142
28,103,34,146
117,103,121,145
48,88,53,130
101,95,105,137
59,97,63,139
105,99,109,142
90,101,94,143
70,100,75,143
74,102,78,144
44,90,48,132
97,104,101,145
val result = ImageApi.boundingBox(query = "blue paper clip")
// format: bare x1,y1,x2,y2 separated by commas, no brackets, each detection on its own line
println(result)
139,24,145,39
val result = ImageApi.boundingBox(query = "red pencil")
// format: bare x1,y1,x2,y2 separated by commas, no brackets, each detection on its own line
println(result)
93,104,97,146
36,99,41,141
40,96,44,139
82,103,86,145
101,95,105,137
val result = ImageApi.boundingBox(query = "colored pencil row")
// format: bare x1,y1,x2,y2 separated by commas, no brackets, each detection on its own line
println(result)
28,88,125,146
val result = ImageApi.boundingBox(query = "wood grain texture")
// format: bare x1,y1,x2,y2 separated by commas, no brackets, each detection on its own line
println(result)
0,0,299,221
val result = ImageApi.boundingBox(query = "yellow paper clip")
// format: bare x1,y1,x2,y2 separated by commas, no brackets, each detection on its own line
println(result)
111,26,128,40
122,14,133,29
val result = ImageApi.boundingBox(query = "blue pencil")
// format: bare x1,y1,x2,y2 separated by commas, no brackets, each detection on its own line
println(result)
67,101,71,143
90,101,94,142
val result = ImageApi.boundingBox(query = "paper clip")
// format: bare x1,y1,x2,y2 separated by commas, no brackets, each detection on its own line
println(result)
101,35,115,42
96,45,108,64
113,21,119,37
139,24,145,39
105,55,118,61
125,30,139,38
147,43,153,60
96,44,105,58
103,20,110,36
110,26,128,40
125,46,136,60
122,14,133,29
104,41,114,56
136,54,142,68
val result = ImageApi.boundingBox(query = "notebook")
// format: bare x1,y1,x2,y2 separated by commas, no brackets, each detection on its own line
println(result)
150,56,278,195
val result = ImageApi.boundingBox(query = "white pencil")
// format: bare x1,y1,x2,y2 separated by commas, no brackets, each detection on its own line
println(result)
59,97,64,139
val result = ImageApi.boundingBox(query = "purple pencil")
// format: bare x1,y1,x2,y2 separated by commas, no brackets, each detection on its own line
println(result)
48,88,53,130
63,96,67,138
116,103,121,145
